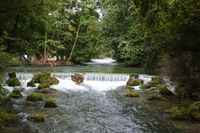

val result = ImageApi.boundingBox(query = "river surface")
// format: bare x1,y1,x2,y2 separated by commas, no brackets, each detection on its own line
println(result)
3,59,183,133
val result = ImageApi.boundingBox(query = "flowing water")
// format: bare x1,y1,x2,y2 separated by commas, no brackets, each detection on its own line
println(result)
3,59,182,133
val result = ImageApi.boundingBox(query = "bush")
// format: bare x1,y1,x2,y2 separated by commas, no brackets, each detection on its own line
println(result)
44,98,57,108
9,90,22,98
168,107,189,119
27,81,35,87
6,78,21,87
0,112,17,124
38,83,50,89
147,93,162,101
27,113,45,122
189,101,200,121
158,85,173,95
26,93,42,101
125,90,140,97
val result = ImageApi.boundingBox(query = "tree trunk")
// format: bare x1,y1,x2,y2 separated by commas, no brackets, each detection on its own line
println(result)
43,30,48,64
67,21,81,62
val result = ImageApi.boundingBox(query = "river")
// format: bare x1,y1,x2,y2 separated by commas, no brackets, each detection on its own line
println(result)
3,59,183,133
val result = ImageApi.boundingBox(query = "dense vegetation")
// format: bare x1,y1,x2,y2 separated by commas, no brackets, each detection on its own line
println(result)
0,0,200,98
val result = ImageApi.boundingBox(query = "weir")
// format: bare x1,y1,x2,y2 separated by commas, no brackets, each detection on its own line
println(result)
16,73,130,82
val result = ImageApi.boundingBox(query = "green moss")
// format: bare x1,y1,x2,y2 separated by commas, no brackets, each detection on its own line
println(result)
7,72,17,78
152,76,163,84
158,85,173,95
169,107,189,119
49,77,59,85
31,72,50,84
27,113,45,122
125,90,140,97
26,93,42,101
44,98,57,108
0,96,10,105
140,84,151,89
0,112,17,124
27,81,35,87
147,93,162,101
126,79,141,86
38,83,50,89
9,90,22,98
189,101,200,121
147,81,160,88
6,78,21,87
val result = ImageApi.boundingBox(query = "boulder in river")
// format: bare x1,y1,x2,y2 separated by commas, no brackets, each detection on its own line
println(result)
6,72,21,87
126,74,142,86
71,73,84,84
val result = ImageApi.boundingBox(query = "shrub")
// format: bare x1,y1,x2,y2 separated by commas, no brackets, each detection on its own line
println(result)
27,113,45,122
26,93,42,101
44,98,57,108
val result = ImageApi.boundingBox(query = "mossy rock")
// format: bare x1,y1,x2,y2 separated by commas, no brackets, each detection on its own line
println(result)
38,83,50,89
6,77,21,87
9,90,23,98
168,107,189,119
0,112,18,124
147,93,162,101
189,101,200,121
152,76,164,84
49,77,59,85
26,93,42,101
0,96,11,105
31,72,51,84
125,90,140,97
126,79,141,86
25,101,33,106
27,81,35,87
27,113,45,122
140,84,151,89
44,98,57,108
158,85,173,95
7,72,17,78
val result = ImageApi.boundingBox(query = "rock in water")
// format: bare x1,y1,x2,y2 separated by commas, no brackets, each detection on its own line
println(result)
71,73,84,84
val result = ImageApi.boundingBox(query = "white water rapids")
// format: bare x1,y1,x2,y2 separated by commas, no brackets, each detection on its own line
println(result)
4,73,152,93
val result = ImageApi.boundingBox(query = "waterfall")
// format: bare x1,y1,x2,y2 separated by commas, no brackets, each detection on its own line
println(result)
12,73,152,92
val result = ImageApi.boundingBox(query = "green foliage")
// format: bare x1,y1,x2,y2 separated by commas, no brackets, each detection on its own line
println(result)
26,93,42,101
44,98,57,108
27,113,45,122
